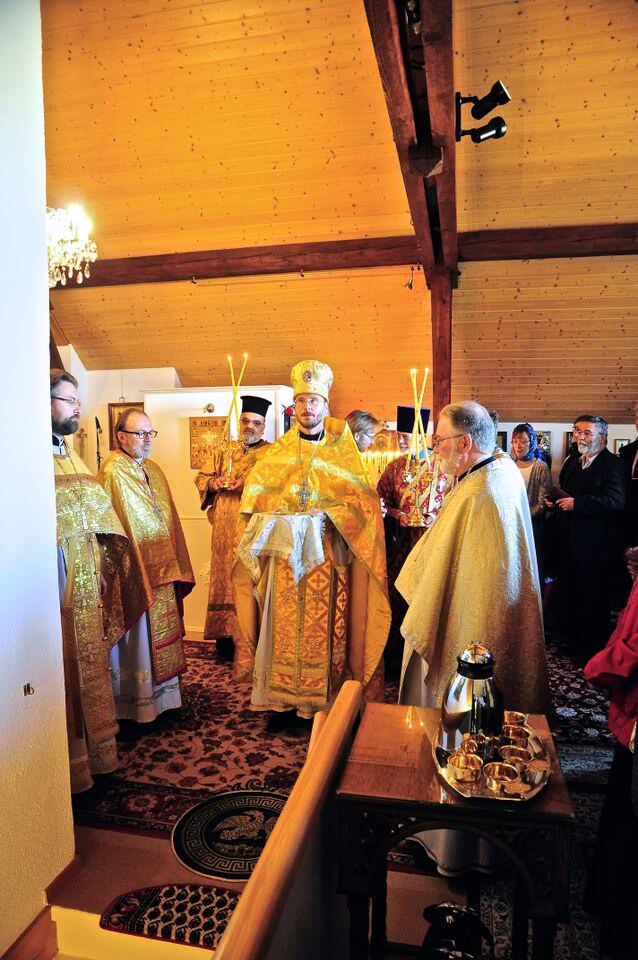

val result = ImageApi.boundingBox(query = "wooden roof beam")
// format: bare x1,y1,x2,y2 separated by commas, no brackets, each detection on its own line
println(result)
362,0,435,273
458,223,638,262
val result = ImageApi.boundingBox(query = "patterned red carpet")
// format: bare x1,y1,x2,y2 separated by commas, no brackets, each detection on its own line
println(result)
73,641,310,834
73,639,612,833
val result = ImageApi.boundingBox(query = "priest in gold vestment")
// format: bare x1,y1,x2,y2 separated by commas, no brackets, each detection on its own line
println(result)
98,408,195,722
51,370,129,793
233,360,391,717
397,400,549,875
195,396,271,654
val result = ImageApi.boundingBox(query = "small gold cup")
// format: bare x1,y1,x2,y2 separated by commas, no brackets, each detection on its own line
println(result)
483,761,518,793
504,710,527,726
501,724,531,748
448,751,483,783
499,745,534,772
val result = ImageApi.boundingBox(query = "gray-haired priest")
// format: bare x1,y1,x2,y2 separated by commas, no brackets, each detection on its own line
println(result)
98,407,195,723
396,399,550,875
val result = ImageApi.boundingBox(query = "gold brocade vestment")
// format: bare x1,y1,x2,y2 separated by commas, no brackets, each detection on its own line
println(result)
98,451,195,682
195,439,270,640
54,448,128,760
397,456,550,714
232,419,391,715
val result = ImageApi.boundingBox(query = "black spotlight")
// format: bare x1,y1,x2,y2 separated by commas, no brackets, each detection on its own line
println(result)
470,81,511,120
455,81,511,144
470,117,507,143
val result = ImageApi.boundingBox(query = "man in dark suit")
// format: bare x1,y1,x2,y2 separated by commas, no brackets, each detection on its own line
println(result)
547,415,625,664
618,402,638,548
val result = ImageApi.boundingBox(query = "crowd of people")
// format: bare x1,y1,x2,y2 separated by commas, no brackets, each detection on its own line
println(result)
51,363,637,957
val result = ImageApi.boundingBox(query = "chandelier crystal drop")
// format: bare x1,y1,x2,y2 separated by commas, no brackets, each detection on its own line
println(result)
46,203,98,288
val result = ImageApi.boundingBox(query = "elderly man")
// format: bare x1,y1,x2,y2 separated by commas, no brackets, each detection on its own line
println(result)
51,369,129,792
98,408,195,722
548,414,625,663
195,396,271,658
396,400,549,876
397,400,549,713
233,360,390,718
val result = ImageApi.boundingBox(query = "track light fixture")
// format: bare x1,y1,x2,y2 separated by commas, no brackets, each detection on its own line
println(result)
455,80,511,144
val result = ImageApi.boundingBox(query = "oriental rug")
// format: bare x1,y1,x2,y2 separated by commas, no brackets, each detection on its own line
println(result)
73,639,612,833
100,883,240,950
73,641,310,834
171,788,286,880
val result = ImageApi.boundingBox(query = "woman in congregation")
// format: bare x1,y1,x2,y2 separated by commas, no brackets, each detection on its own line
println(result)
511,422,551,581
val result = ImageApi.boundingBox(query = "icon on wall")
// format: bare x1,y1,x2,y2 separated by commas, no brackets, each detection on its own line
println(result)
189,416,228,469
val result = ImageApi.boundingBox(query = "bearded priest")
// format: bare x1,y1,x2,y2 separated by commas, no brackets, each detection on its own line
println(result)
51,369,129,793
98,408,195,723
233,360,391,718
195,395,271,658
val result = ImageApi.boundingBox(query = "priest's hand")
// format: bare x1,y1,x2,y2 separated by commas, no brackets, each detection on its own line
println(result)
398,512,411,527
556,497,575,512
208,476,226,491
226,478,243,492
379,497,387,518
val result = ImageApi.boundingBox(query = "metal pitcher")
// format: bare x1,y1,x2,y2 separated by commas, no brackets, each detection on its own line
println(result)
437,643,503,761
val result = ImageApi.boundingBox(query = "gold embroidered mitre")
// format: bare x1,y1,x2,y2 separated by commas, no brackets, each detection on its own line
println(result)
290,359,333,399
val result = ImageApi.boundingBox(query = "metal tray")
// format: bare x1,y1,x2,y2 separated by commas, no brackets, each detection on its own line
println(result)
433,725,551,803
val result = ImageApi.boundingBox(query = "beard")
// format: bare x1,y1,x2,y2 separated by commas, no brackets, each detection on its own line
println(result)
52,414,79,436
296,410,324,432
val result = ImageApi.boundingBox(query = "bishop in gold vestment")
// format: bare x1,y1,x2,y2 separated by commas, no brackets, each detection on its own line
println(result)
51,370,129,793
233,361,391,717
98,410,195,722
195,395,271,647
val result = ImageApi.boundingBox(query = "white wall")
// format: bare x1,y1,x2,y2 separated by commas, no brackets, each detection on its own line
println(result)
0,0,75,950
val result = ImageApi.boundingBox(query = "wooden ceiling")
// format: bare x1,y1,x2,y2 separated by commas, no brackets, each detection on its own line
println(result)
43,0,638,421
49,267,433,420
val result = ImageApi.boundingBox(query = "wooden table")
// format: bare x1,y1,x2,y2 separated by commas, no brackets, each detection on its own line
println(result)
336,704,575,960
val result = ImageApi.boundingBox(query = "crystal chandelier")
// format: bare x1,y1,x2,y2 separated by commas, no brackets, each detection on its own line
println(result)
46,203,98,288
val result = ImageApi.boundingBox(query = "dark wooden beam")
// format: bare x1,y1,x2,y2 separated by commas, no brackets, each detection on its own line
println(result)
429,267,453,420
362,0,435,272
63,236,421,288
420,0,457,271
458,223,638,262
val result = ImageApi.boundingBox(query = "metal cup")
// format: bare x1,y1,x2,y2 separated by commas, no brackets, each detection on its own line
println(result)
501,724,531,748
483,761,519,793
499,745,534,772
448,751,483,783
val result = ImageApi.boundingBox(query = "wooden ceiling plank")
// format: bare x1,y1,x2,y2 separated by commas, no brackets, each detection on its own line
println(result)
362,0,435,272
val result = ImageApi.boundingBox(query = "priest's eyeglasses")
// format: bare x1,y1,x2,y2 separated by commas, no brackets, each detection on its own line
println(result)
52,395,82,406
119,429,158,439
432,432,464,447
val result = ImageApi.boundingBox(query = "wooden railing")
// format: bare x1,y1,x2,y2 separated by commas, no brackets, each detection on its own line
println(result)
213,680,363,960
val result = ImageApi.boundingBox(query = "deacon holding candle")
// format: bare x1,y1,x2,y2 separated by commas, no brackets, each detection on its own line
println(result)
377,392,450,676
232,359,391,718
195,392,272,657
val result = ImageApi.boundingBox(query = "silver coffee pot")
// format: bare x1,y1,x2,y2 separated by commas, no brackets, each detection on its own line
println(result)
436,643,504,761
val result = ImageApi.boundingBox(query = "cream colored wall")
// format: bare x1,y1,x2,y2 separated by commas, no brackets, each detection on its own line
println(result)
0,0,75,951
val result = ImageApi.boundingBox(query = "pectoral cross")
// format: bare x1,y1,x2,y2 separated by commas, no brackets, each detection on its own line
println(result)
298,481,311,510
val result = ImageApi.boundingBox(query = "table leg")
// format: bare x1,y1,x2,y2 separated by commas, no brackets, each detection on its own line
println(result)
370,871,387,960
532,918,557,960
348,892,370,960
511,878,529,960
